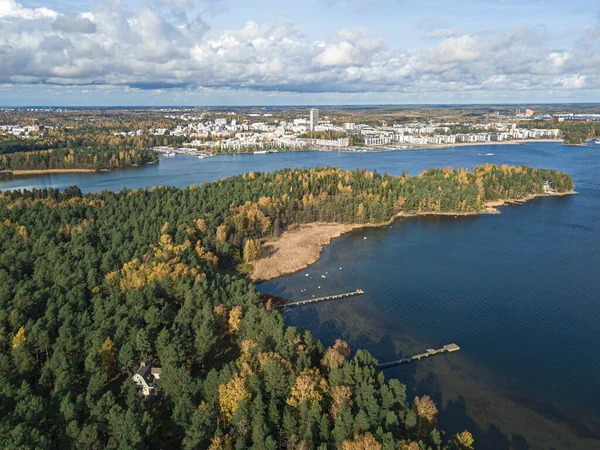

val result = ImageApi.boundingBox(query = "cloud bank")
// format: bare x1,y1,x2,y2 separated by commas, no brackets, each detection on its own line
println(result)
0,0,599,101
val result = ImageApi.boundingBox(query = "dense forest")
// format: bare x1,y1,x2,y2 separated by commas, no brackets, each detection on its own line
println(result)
0,134,185,156
1,147,158,171
0,127,179,171
0,165,573,449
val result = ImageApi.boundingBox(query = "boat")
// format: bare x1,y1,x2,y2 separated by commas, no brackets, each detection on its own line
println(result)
163,152,176,157
485,153,495,156
254,150,268,154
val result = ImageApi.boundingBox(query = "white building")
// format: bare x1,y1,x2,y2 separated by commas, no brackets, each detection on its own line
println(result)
132,360,162,397
309,109,319,131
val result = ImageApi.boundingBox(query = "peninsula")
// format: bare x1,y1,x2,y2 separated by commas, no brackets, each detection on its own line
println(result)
0,163,573,449
249,165,575,281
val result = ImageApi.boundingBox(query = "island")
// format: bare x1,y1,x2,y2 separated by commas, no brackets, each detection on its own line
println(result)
0,164,573,449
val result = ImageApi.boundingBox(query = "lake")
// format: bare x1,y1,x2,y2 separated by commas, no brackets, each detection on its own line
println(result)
2,142,599,449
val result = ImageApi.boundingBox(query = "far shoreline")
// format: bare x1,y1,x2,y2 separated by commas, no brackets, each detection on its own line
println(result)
2,162,157,177
251,190,577,282
9,169,97,175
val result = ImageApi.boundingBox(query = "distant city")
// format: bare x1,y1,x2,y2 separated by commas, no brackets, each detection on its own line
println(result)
4,106,596,155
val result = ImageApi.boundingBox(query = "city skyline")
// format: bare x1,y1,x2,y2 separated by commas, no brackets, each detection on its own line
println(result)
1,0,599,106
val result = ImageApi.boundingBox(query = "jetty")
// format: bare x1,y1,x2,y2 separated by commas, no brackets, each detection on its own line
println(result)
377,344,460,369
274,289,364,310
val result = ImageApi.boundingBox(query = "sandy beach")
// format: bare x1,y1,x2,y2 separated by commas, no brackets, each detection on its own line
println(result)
250,223,361,282
251,190,576,282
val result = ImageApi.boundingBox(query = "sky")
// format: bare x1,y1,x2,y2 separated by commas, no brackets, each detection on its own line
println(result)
0,0,599,106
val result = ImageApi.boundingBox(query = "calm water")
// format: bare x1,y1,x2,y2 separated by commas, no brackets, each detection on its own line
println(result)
2,143,600,449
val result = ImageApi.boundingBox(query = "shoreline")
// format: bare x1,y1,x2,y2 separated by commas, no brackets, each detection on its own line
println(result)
319,138,564,154
430,138,563,149
251,190,577,282
2,162,157,177
9,169,97,175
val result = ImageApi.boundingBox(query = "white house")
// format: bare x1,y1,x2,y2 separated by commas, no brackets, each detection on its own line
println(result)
132,360,162,397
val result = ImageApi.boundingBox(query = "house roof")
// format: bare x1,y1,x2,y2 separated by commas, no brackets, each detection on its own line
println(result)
137,360,155,384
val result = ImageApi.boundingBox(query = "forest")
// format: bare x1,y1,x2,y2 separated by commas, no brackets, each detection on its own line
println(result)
1,147,158,171
0,165,573,449
0,125,178,171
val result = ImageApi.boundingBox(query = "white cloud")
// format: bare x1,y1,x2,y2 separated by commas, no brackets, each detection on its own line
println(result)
432,35,482,63
52,14,97,34
0,0,57,20
420,28,462,40
559,74,586,89
0,0,598,98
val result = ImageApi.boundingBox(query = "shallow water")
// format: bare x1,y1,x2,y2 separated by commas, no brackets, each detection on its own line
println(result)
2,142,600,448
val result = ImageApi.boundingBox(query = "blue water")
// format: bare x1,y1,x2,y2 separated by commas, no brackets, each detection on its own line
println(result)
2,142,599,448
0,143,592,193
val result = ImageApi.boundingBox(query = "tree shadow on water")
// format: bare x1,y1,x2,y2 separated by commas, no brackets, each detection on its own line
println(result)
440,394,530,450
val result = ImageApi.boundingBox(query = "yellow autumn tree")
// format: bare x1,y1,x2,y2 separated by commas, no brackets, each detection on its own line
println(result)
330,385,353,419
243,238,261,263
341,433,382,450
356,203,366,222
287,369,328,409
17,225,28,241
453,431,475,449
399,441,420,450
228,305,242,333
216,224,228,244
413,395,438,421
195,218,208,232
213,304,228,330
413,395,438,436
98,336,117,373
208,435,233,450
218,375,251,421
12,326,26,350
321,339,350,369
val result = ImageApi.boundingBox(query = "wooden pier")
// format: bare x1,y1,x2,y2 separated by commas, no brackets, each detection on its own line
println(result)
274,289,364,310
377,344,460,369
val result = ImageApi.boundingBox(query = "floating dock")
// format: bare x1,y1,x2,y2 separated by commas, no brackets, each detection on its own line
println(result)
274,289,364,310
377,343,460,369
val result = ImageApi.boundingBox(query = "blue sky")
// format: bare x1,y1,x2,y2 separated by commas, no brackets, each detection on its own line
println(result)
0,0,599,105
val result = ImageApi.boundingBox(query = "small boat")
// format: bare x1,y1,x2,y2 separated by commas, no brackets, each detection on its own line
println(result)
305,274,309,277
163,152,176,157
254,150,268,154
321,275,326,279
364,237,367,240
485,153,495,156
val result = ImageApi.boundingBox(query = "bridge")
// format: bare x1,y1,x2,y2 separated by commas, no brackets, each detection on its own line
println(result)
274,289,364,310
377,344,460,369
